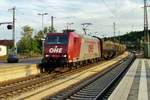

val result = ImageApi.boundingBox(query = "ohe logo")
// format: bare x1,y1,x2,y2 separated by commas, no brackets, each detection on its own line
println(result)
49,46,63,53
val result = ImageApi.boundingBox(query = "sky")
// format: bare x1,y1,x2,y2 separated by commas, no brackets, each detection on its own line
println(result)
0,0,148,42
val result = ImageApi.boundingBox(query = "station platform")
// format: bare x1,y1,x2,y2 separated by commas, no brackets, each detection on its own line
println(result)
108,58,150,100
0,63,40,82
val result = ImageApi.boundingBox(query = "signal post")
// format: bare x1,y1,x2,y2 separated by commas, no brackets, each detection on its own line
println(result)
143,0,150,58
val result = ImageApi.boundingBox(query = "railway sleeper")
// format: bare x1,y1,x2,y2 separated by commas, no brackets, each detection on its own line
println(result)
73,93,97,98
70,95,94,100
76,92,98,96
78,90,100,94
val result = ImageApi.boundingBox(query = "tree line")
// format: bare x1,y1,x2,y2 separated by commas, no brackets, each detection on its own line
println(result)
17,25,56,56
106,30,150,50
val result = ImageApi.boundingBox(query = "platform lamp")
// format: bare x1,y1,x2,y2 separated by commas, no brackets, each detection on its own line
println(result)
38,12,48,56
37,13,48,31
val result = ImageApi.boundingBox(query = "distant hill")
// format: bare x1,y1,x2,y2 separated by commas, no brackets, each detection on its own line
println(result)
119,31,144,50
105,30,150,50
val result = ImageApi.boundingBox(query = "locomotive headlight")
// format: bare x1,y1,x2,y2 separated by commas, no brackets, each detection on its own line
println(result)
68,55,71,59
63,54,67,57
45,54,50,57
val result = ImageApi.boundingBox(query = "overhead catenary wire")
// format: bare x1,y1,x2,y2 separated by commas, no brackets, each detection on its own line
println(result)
101,0,119,20
101,0,147,37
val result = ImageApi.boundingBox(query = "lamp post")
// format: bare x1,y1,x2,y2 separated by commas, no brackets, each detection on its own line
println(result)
38,13,48,30
41,38,45,56
38,13,48,56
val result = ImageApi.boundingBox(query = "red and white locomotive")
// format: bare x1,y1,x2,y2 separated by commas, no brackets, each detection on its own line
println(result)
41,29,126,72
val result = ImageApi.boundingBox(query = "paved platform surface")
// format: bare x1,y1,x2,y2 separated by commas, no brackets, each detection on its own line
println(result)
108,58,150,100
0,63,40,82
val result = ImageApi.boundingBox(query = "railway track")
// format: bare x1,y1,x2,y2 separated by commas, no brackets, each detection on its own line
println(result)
0,59,105,99
44,54,135,100
0,73,53,99
0,53,129,100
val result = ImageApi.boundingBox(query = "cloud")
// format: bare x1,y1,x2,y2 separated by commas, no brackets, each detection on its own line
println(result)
0,0,147,41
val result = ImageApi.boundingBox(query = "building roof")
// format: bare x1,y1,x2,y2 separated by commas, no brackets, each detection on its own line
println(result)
0,40,14,46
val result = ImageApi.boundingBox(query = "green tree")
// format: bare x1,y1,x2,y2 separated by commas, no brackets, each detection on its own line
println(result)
33,31,43,54
17,25,57,55
44,26,57,33
17,25,33,53
32,26,57,54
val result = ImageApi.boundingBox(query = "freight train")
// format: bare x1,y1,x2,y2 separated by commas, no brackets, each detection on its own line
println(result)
40,29,126,72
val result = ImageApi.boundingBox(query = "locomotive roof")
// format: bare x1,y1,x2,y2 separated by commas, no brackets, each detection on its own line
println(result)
46,31,100,41
47,32,65,35
77,33,100,41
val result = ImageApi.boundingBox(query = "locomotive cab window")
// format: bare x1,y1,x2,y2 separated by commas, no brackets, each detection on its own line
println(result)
46,35,68,44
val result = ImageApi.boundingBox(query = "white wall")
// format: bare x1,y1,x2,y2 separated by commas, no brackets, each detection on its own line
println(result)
0,45,7,56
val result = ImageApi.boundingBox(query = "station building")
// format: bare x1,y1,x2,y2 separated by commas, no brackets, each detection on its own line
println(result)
0,40,13,57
